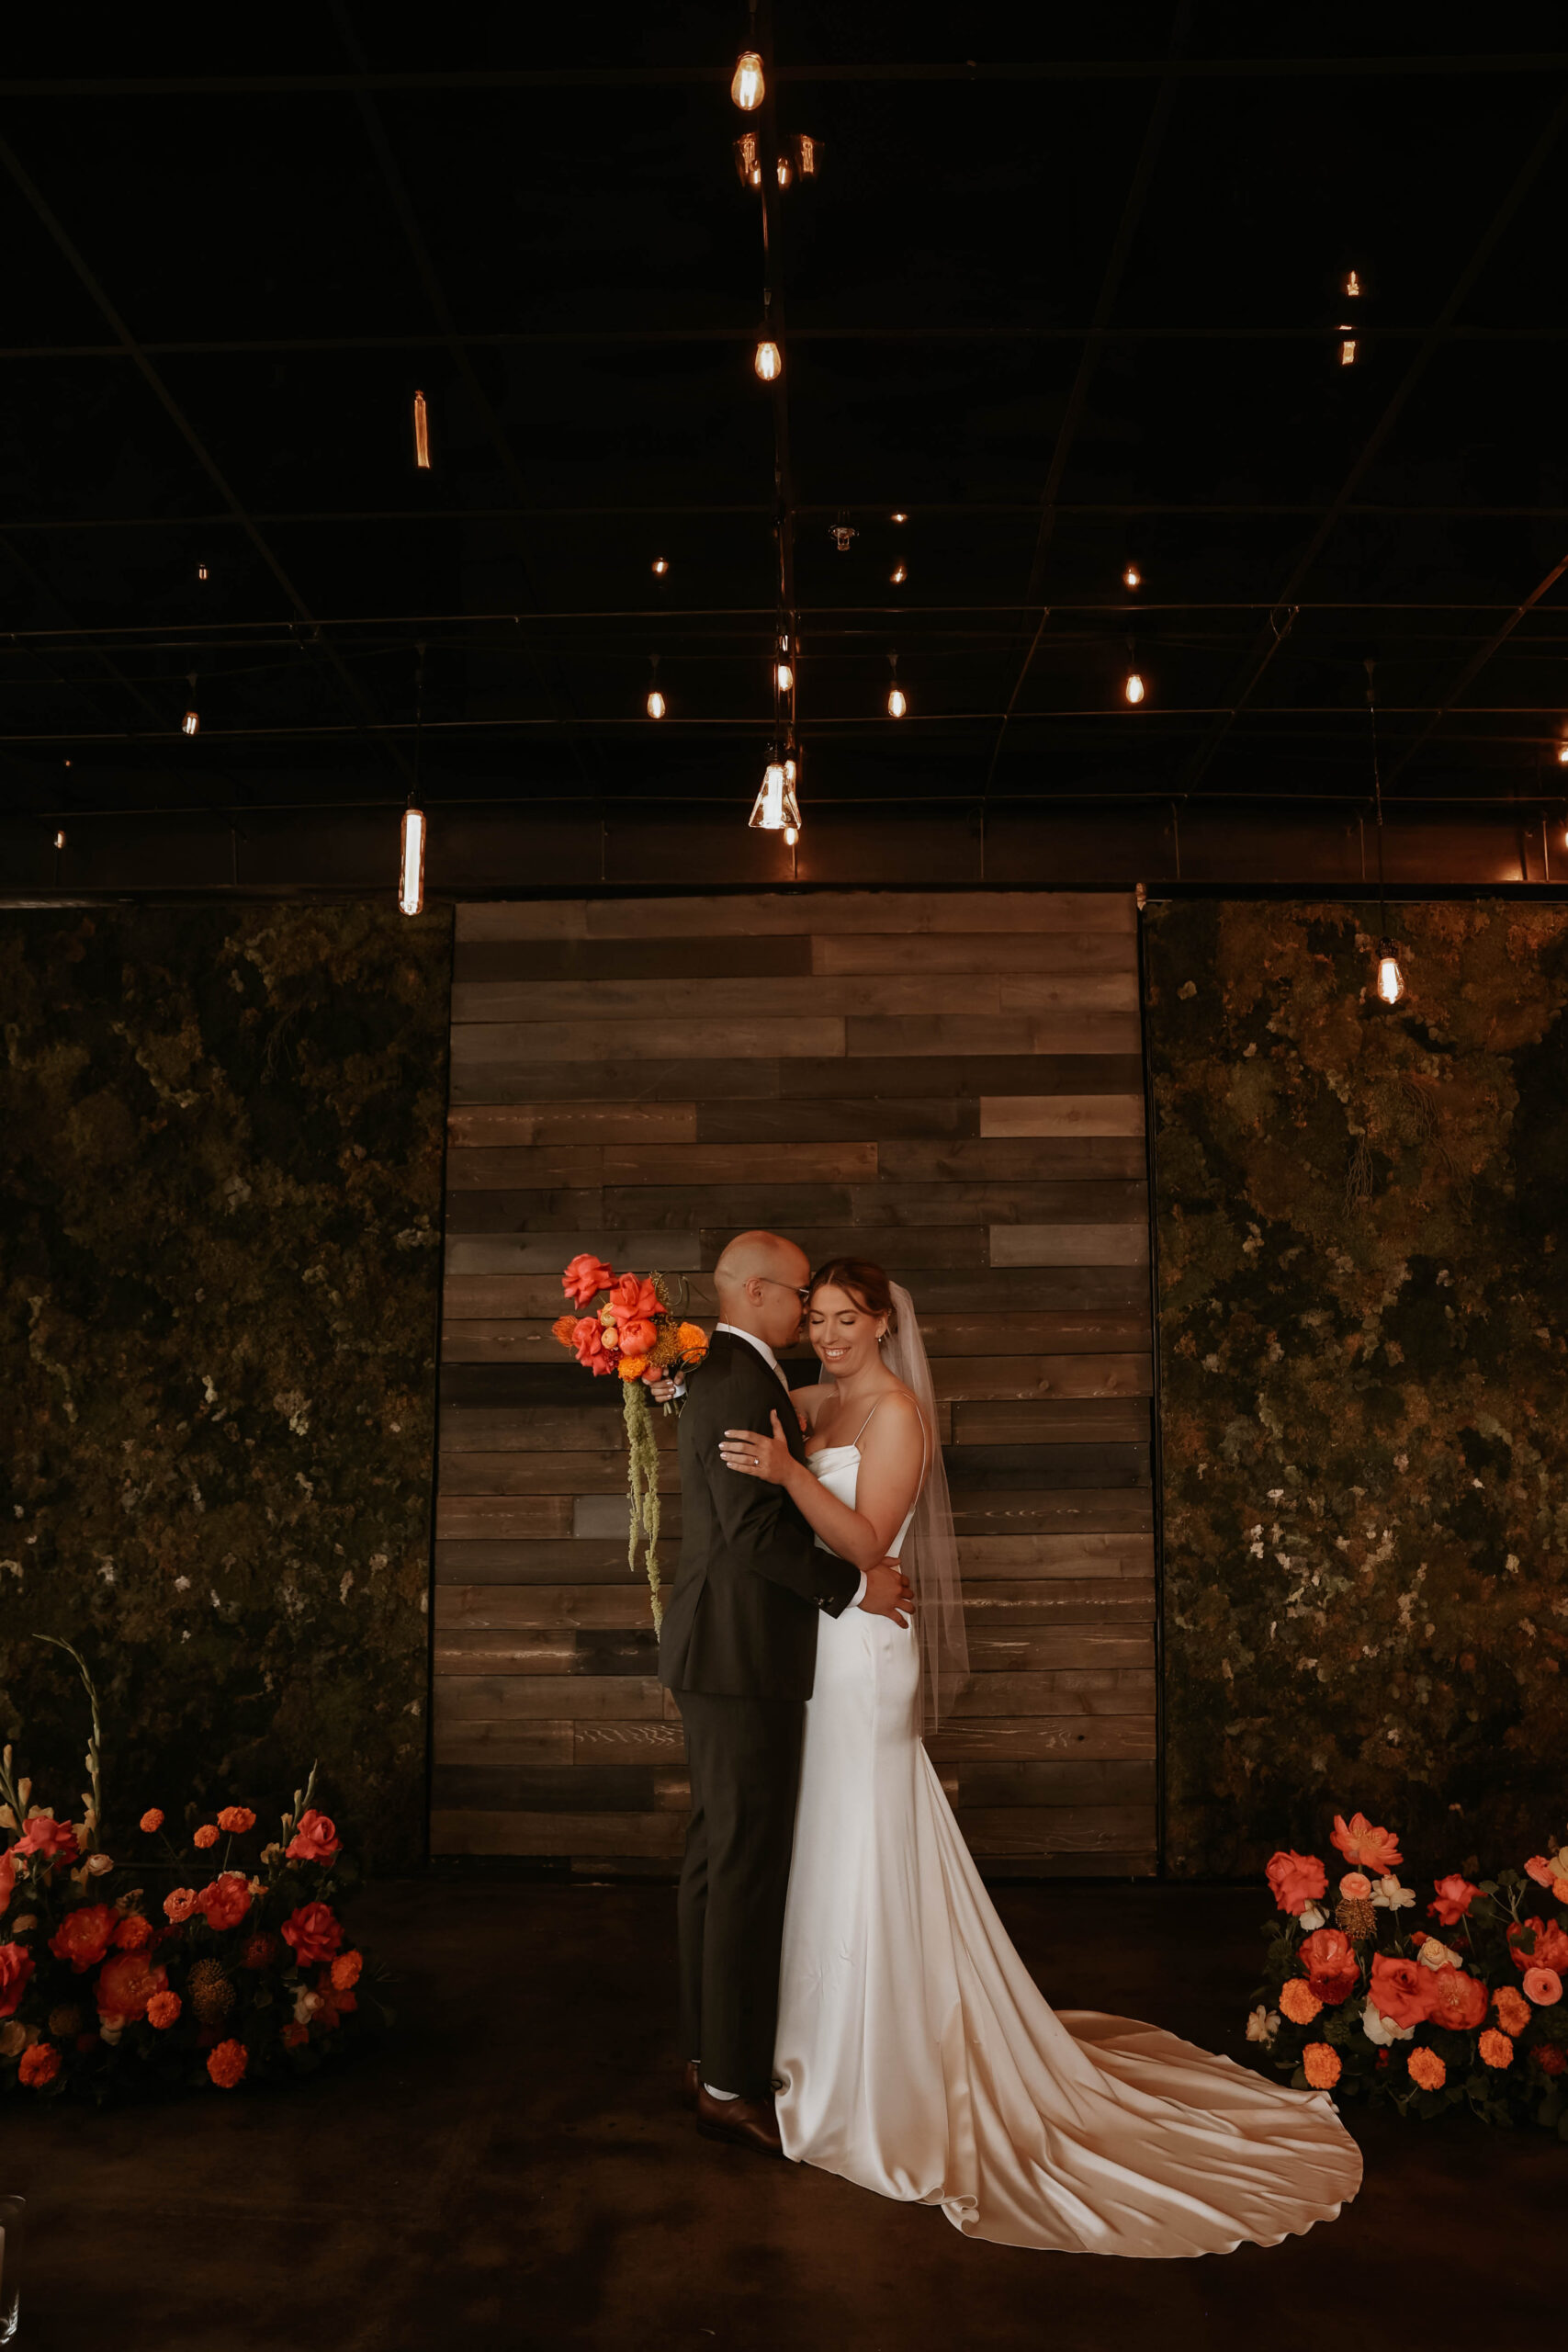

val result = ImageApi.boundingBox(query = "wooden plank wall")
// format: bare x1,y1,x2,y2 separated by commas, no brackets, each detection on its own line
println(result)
431,891,1156,1875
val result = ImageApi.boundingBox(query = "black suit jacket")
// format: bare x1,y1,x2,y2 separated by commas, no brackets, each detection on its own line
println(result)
659,1331,860,1701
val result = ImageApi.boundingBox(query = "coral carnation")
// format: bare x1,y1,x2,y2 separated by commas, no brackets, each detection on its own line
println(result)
96,1950,169,2025
17,2041,60,2087
146,1990,181,2029
285,1809,342,1866
1265,1850,1327,1917
1302,2042,1341,2089
193,1824,219,1850
1494,1984,1531,2035
217,1806,255,1836
0,1942,36,2018
14,1812,79,1866
330,1948,364,1992
1406,2046,1447,2092
1478,2028,1514,2069
1299,1926,1360,2005
49,1903,118,1973
112,1913,153,1951
1428,1872,1482,1927
1524,1965,1562,2007
197,1873,253,1932
1424,1967,1488,2033
206,2038,248,2089
140,1808,164,1834
1329,1812,1403,1874
280,1901,343,1966
1279,1977,1323,2025
164,1887,198,1924
1367,1953,1431,2030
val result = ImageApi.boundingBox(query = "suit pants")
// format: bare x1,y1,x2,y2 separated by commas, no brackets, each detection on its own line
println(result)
673,1689,806,2101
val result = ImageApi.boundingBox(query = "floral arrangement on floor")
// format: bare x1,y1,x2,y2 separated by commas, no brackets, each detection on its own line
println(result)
0,1639,387,2101
552,1252,707,1624
1248,1807,1568,2132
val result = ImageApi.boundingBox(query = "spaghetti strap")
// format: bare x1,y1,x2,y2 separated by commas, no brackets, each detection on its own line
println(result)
850,1400,883,1449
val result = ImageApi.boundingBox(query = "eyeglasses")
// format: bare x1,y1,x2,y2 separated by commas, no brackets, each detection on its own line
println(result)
759,1278,811,1305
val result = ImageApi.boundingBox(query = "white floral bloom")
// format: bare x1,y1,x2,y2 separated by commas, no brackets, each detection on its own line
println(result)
292,1987,322,2026
1298,1904,1327,1932
1245,2006,1280,2045
1371,1875,1416,1910
1361,2002,1414,2046
1417,1937,1462,1971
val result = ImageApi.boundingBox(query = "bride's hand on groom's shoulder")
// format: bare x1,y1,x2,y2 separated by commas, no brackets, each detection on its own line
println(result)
718,1410,793,1485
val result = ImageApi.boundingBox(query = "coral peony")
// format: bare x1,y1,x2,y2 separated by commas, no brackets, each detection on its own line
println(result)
1265,1850,1327,1917
1478,2028,1513,2069
164,1887,199,1924
615,1315,658,1359
193,1824,219,1850
330,1948,364,1992
112,1913,154,1951
281,2018,309,2051
146,1990,181,2029
17,2041,60,2087
1534,2043,1567,2076
1407,2046,1447,2092
1299,1927,1360,2005
1329,1812,1403,1874
1279,1977,1323,2025
13,1812,79,1867
1524,1965,1562,2007
1302,2042,1342,2089
1428,1873,1482,1927
280,1901,343,1966
1424,1967,1488,2033
206,2038,248,2089
217,1806,255,1836
139,1808,164,1834
197,1872,253,1932
48,1903,118,1973
561,1252,615,1306
96,1950,168,2025
285,1808,342,1867
0,1941,36,2018
1494,1984,1531,2035
1509,1917,1568,1974
1367,1953,1431,2030
240,1930,279,1971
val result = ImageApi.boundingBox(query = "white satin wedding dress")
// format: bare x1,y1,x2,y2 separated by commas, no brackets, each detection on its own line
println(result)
773,1435,1362,2256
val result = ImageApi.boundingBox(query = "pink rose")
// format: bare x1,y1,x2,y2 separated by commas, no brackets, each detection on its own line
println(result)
1428,1872,1481,1927
0,1941,35,2018
1524,1966,1562,2007
285,1809,343,1867
1264,1850,1327,1917
13,1813,79,1867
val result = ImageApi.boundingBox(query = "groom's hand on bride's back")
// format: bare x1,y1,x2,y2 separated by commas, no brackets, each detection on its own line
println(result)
859,1560,914,1627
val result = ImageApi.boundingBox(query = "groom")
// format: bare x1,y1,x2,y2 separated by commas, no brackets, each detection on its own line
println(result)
659,1228,914,2154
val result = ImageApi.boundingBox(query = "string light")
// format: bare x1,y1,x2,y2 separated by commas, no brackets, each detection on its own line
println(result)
733,131,761,187
1375,940,1405,1004
651,556,669,578
749,753,800,838
646,654,665,719
890,510,907,524
775,658,795,694
1123,671,1145,706
776,155,792,188
1556,742,1568,765
1339,332,1357,366
399,806,426,917
53,829,66,850
197,562,209,582
754,340,782,381
731,51,764,110
1122,562,1142,589
182,673,200,735
1344,268,1361,299
413,389,431,469
795,133,818,177
890,563,907,585
886,654,907,719
830,517,857,551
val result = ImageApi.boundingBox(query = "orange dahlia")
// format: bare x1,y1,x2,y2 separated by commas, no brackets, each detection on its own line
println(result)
206,2038,249,2089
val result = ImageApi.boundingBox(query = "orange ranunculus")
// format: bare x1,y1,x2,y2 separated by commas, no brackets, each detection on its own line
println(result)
571,1315,615,1374
140,1807,164,1833
1428,1872,1481,1926
14,1812,79,1867
1338,1871,1372,1902
1494,1984,1531,2035
615,1316,658,1358
111,1913,153,1952
562,1253,615,1306
96,1949,169,2025
286,1809,342,1866
1279,1977,1322,2025
607,1272,660,1327
197,1873,252,1932
280,1901,343,1966
1302,2042,1341,2089
551,1314,579,1348
146,1990,181,2029
193,1824,219,1849
1424,1966,1488,2033
677,1322,708,1365
1265,1850,1327,1917
617,1355,649,1381
1329,1812,1403,1874
1509,1916,1568,1974
281,2019,309,2051
164,1888,199,1924
206,2038,248,2088
1524,1965,1562,2007
217,1806,255,1836
241,1930,279,1971
330,1948,363,1992
1299,1926,1359,2005
48,1903,118,1974
1478,2028,1513,2069
0,1941,35,2018
1407,2046,1446,2092
1367,1952,1431,2030
18,2041,60,2087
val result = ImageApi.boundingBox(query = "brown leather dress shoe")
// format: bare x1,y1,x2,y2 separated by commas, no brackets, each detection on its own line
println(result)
682,2060,701,2110
694,2084,784,2156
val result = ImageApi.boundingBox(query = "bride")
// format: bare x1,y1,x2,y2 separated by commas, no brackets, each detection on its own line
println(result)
711,1255,1362,2258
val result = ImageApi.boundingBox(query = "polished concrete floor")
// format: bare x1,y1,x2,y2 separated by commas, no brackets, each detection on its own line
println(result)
4,1878,1559,2349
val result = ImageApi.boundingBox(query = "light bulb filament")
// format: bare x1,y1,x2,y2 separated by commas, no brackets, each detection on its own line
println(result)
754,340,782,381
646,690,666,719
731,51,764,111
1122,563,1141,589
413,389,431,469
1123,672,1145,706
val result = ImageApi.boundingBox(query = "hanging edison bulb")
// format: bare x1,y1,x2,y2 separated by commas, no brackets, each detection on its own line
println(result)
400,805,426,917
651,556,669,578
197,562,209,582
887,684,908,718
733,131,760,187
890,562,907,585
1344,268,1361,298
1123,671,1145,706
776,155,792,188
775,659,795,694
750,759,786,830
53,829,66,850
1339,332,1357,366
784,754,801,843
1374,938,1404,1005
413,389,431,469
182,671,200,735
890,510,908,524
1122,562,1142,590
1558,742,1568,765
795,132,818,177
731,51,764,109
647,689,666,719
754,340,782,381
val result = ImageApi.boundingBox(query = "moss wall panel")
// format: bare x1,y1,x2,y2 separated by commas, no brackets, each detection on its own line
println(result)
0,903,452,1864
1146,899,1568,1876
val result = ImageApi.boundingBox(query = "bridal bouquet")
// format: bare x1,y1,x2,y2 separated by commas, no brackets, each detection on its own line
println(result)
1247,1808,1568,2132
0,1642,387,2103
552,1254,707,1625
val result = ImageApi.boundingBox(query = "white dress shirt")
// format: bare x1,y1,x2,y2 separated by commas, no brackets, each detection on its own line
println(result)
705,1323,867,1610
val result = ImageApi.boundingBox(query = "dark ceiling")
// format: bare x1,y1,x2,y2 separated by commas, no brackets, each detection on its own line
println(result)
5,7,1568,891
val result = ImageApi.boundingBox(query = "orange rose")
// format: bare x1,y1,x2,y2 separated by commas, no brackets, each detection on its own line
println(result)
48,1903,118,1973
1329,1812,1403,1874
217,1806,255,1836
331,1949,364,1992
1367,1952,1430,2030
1302,2042,1341,2089
193,1824,219,1850
1424,1967,1488,2032
206,2038,248,2088
1265,1850,1327,1917
164,1887,199,1924
197,1873,253,1932
1299,1927,1359,2005
112,1913,154,1951
1510,1916,1568,1974
1478,2028,1513,2069
0,1941,36,2018
280,1901,343,1966
1406,2046,1446,2092
561,1252,615,1306
17,2041,60,2087
1524,1965,1562,2007
285,1809,342,1867
146,1990,181,2029
1279,1977,1323,2025
140,1807,164,1834
1428,1872,1481,1927
1494,1984,1531,2035
96,1950,169,2025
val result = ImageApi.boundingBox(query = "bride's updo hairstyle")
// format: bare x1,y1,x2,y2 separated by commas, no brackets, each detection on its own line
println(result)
807,1256,898,1335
